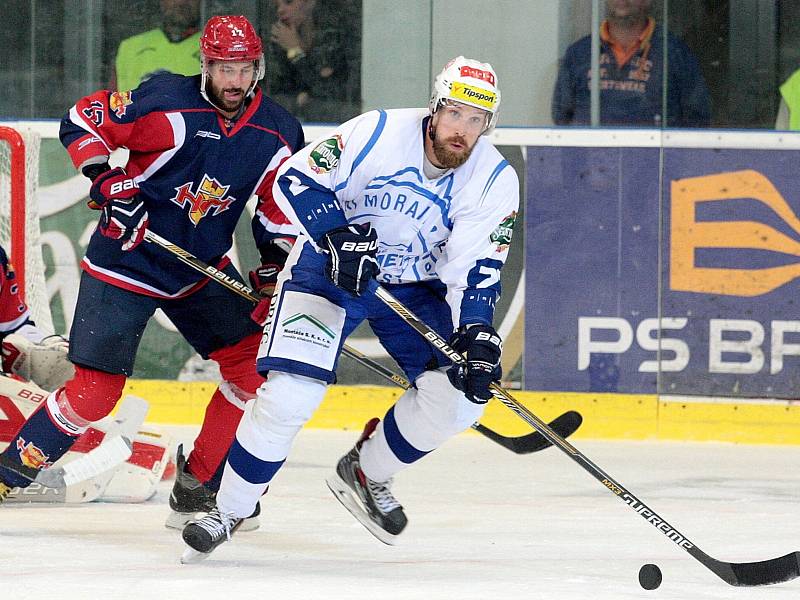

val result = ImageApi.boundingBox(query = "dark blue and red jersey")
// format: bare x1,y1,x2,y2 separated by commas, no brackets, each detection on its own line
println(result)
59,74,304,297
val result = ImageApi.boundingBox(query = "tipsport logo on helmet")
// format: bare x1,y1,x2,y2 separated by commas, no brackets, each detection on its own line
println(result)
450,82,497,111
671,169,800,297
170,174,236,225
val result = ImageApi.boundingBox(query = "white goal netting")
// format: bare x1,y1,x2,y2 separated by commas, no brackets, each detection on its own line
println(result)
0,127,55,333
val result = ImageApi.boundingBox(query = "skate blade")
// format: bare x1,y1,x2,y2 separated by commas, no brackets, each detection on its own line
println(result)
326,473,398,546
180,545,211,564
166,511,260,532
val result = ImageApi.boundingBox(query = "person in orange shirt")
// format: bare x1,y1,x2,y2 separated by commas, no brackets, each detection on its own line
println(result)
552,0,711,127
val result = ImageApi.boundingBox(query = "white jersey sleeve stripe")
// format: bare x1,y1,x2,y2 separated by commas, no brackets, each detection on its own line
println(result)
480,159,511,204
334,110,388,192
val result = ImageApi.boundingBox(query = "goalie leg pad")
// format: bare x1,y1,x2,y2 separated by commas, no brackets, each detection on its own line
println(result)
188,333,262,486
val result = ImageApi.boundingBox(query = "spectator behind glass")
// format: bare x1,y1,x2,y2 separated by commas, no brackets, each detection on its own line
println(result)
776,69,800,130
113,0,202,91
552,0,711,127
266,0,361,123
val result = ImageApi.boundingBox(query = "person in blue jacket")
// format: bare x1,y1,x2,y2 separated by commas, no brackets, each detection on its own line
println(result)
552,0,711,127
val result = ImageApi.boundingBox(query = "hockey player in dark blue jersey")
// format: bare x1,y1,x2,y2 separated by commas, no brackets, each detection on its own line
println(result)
0,16,304,526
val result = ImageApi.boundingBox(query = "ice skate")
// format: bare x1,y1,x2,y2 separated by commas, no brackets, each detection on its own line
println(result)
326,418,408,545
180,506,243,563
165,444,260,531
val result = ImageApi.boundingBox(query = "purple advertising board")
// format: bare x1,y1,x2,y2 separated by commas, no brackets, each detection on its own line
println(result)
525,145,800,398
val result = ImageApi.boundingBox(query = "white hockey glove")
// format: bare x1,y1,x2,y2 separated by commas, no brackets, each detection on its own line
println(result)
1,333,74,392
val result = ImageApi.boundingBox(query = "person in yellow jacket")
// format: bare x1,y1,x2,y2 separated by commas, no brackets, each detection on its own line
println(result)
113,0,202,91
776,69,800,130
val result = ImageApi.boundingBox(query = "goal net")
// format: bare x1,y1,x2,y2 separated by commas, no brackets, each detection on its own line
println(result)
0,126,55,333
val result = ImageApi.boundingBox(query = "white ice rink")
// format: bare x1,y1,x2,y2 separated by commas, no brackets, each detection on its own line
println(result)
2,427,799,599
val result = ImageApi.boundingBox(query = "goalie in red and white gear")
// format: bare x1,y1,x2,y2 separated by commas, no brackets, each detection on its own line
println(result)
0,244,174,503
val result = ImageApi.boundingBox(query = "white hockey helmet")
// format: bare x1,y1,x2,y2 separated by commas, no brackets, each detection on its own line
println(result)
429,56,501,135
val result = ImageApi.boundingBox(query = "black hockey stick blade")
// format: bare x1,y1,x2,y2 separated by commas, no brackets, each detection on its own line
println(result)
704,552,800,587
338,345,582,455
472,410,582,454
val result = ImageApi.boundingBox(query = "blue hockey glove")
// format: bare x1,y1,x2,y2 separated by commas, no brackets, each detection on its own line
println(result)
446,324,503,404
87,166,139,209
321,223,379,296
98,198,149,251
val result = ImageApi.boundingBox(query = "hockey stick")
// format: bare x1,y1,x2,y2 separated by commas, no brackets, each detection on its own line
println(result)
367,280,800,588
339,342,581,454
141,230,581,454
0,395,147,489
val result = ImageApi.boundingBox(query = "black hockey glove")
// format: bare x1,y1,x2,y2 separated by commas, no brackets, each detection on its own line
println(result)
321,223,379,296
249,238,294,325
446,324,503,404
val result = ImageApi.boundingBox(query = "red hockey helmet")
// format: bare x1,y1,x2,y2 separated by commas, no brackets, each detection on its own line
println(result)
199,15,265,110
200,15,263,62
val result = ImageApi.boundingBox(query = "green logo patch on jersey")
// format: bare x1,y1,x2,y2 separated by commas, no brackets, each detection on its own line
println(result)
309,135,344,174
490,210,517,252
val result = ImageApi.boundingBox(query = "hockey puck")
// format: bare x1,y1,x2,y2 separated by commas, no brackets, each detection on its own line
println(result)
638,563,662,590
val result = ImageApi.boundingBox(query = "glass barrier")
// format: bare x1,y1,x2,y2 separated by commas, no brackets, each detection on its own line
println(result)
0,0,363,125
1,1,796,130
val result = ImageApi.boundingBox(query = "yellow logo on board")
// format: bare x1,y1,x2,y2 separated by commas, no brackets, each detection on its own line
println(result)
671,169,800,297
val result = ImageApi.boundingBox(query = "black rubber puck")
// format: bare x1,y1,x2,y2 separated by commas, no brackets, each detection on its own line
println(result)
639,563,662,590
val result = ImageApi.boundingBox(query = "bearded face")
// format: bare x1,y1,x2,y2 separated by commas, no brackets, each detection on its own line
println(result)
427,102,489,169
431,130,473,169
206,61,256,114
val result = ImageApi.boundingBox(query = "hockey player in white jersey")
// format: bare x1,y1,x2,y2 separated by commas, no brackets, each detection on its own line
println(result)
182,56,519,559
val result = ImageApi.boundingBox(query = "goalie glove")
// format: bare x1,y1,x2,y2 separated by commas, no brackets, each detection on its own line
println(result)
446,324,503,404
321,223,379,296
1,333,74,392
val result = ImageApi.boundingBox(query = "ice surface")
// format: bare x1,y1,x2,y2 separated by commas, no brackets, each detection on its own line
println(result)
2,427,799,599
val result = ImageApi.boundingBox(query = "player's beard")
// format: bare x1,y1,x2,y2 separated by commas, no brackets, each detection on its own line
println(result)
208,84,247,114
431,133,474,169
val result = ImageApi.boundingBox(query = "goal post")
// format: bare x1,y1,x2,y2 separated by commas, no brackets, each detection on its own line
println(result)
0,125,55,333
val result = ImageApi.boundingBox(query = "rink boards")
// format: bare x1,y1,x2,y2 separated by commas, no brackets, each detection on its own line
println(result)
122,380,800,445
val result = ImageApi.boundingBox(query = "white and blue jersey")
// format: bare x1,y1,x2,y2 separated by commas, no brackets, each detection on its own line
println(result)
259,108,519,382
273,108,519,328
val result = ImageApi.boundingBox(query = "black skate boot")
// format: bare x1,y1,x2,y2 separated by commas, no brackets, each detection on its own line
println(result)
166,444,260,531
180,505,244,563
326,417,408,544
